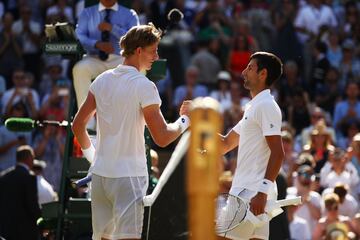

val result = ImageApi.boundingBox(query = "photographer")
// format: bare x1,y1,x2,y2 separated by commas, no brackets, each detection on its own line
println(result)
1,68,39,120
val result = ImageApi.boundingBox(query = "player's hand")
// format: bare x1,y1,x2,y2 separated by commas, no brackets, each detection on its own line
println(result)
250,192,267,216
95,42,114,54
98,22,112,32
179,100,192,116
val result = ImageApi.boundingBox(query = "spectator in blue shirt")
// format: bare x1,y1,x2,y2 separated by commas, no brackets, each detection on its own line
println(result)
72,0,139,113
333,81,360,138
173,65,208,110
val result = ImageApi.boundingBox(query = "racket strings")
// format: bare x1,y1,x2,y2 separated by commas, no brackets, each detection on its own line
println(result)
216,194,247,233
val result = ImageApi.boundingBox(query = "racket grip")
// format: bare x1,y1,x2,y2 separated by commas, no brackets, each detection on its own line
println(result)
72,174,92,188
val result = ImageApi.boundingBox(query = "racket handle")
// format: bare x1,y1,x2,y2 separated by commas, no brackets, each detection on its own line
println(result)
275,196,302,208
265,196,302,213
72,174,92,188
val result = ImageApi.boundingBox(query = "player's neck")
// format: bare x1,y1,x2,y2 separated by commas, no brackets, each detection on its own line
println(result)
123,57,141,72
250,87,267,98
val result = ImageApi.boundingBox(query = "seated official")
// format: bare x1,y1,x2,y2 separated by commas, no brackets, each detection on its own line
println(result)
73,0,139,110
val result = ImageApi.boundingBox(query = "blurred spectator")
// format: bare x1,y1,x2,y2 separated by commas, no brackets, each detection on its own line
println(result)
281,130,298,185
352,213,360,239
341,1,359,40
287,164,322,234
333,81,360,137
301,107,336,147
286,189,311,240
0,145,41,240
294,0,337,83
46,0,74,24
12,5,42,84
0,12,23,84
0,101,32,172
322,184,359,218
310,40,330,96
0,2,3,20
190,38,221,90
278,61,305,119
287,88,311,135
39,56,71,99
34,123,66,192
173,65,208,110
304,120,335,173
349,133,360,180
226,34,251,81
1,68,40,120
32,159,58,207
312,193,353,240
326,29,342,68
210,70,232,113
0,75,6,98
320,148,359,196
337,119,360,150
314,67,341,115
338,39,360,90
149,148,160,183
72,0,139,110
272,0,302,65
38,79,70,122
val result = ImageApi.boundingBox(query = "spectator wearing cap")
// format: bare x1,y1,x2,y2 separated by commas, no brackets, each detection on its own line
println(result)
32,159,58,207
338,39,360,90
300,106,336,148
209,70,232,112
173,65,208,111
320,148,359,196
287,164,322,234
313,193,354,240
0,145,41,240
322,184,359,218
286,190,311,240
333,81,360,138
303,119,335,173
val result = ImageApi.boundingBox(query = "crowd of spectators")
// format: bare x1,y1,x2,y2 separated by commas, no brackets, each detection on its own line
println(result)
0,0,360,239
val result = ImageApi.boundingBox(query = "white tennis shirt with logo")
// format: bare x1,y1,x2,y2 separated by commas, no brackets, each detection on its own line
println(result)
230,89,282,195
89,65,161,178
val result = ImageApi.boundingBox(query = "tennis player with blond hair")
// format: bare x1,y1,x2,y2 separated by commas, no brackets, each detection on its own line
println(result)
72,23,191,240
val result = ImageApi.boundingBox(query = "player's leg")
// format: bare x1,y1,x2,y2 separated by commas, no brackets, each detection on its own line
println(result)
110,176,148,240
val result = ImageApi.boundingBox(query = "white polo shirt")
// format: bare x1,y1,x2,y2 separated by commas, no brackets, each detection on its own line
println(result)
230,89,282,194
90,65,161,178
294,4,337,43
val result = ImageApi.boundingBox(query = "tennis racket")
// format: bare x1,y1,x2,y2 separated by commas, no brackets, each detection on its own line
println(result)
215,193,301,234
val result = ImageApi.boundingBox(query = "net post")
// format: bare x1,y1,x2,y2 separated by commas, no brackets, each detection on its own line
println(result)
187,97,223,240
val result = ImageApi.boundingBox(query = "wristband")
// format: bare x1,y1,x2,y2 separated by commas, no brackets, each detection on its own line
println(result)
82,144,95,163
258,179,274,194
175,115,190,133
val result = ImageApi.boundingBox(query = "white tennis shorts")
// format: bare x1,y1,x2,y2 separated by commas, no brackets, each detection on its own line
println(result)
91,174,148,240
224,188,277,240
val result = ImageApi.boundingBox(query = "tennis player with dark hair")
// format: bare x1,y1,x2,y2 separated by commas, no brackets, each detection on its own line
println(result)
219,52,285,240
72,23,191,240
